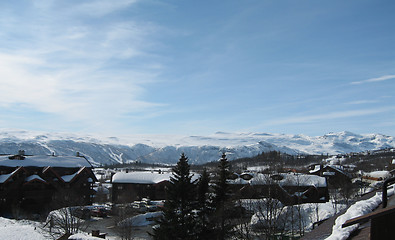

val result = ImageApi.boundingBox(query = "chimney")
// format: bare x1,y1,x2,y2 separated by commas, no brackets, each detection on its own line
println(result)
9,150,26,160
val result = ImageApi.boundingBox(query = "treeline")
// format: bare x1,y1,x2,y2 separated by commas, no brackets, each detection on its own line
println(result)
340,150,395,173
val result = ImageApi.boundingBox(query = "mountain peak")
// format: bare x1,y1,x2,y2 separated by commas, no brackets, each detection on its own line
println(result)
0,129,393,165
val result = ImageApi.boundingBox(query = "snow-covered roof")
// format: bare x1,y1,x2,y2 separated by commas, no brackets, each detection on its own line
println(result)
112,171,173,184
61,167,89,182
112,171,200,184
62,172,78,182
326,192,382,239
309,164,321,173
326,165,352,178
0,155,92,168
0,172,14,183
0,167,26,183
250,173,327,188
25,175,46,183
228,177,249,185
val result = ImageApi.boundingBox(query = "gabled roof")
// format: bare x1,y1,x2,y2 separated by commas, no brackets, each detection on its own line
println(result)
61,167,97,183
324,165,352,179
25,174,47,184
0,166,28,183
42,166,64,182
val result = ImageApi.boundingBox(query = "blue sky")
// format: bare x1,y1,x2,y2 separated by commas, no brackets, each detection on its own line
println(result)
0,0,394,136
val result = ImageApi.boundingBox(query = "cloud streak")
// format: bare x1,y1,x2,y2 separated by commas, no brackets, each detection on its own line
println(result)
351,75,395,85
0,1,165,133
263,107,395,126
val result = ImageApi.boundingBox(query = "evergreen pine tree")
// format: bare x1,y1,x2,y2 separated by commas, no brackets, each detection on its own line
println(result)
152,153,198,240
212,153,234,240
196,168,214,239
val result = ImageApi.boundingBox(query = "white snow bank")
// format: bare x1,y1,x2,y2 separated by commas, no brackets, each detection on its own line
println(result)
0,217,47,240
69,233,103,239
248,199,345,232
119,212,162,227
325,192,385,240
365,170,390,179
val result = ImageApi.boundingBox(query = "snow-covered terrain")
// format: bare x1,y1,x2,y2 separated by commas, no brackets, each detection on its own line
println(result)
0,217,47,240
0,129,393,166
326,183,395,240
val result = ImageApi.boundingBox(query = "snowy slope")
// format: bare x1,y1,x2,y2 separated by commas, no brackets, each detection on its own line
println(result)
0,217,47,240
0,129,393,166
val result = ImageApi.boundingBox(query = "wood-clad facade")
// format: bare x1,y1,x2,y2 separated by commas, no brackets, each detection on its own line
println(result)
0,152,97,217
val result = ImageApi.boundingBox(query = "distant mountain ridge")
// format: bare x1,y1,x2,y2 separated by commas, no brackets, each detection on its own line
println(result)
0,129,393,166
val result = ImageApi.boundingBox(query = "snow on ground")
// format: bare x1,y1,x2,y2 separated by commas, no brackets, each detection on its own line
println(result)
119,212,162,227
0,216,120,240
365,170,390,179
325,193,382,240
326,186,395,240
68,233,104,240
0,217,47,240
248,200,346,232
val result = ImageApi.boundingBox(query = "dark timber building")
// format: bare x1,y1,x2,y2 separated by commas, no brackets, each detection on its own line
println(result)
0,151,97,217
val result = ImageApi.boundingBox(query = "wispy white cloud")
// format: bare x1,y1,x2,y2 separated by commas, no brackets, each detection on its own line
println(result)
263,107,395,126
0,0,165,132
351,75,395,85
75,0,139,17
346,100,379,105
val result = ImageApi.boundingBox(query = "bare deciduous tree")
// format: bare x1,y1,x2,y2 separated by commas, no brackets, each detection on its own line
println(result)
44,206,88,239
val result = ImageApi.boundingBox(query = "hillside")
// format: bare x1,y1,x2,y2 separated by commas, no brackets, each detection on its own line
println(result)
0,129,393,166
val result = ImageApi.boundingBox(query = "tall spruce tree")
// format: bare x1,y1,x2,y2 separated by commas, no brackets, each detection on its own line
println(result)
152,153,198,240
196,168,214,239
212,153,234,240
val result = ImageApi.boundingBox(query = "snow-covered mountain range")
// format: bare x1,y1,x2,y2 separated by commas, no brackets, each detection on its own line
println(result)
0,129,393,166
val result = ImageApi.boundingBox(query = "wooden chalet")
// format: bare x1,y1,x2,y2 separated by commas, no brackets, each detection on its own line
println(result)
112,171,174,203
0,151,97,217
112,171,200,203
309,164,352,187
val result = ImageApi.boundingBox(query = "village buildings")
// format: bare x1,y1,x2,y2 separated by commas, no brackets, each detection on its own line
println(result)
309,164,352,187
0,151,97,217
111,169,329,205
228,172,329,205
111,171,201,203
112,171,173,203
